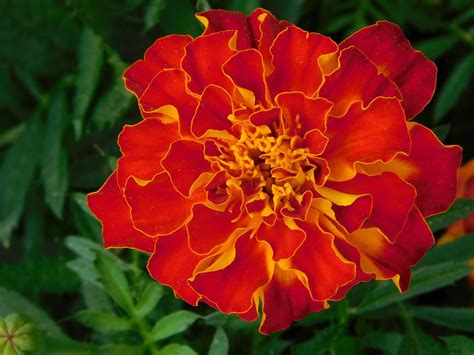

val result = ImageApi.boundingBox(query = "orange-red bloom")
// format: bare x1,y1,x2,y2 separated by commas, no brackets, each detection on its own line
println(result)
88,9,462,334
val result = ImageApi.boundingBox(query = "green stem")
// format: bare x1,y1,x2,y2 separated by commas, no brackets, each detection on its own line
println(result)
133,316,160,355
397,302,422,355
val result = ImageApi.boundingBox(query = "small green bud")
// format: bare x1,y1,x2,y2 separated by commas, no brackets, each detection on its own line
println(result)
0,314,42,354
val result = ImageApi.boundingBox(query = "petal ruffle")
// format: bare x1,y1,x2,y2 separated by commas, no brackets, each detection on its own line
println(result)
182,31,236,94
87,173,154,253
323,97,410,181
268,26,337,97
360,123,462,217
340,21,437,119
319,46,401,117
117,119,180,188
123,35,193,98
260,265,325,334
190,233,273,314
147,227,205,305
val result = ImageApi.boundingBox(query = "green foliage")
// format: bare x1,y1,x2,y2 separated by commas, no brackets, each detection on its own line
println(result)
0,0,473,354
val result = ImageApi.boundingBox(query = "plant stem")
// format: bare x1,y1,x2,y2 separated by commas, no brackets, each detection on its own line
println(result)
133,315,160,354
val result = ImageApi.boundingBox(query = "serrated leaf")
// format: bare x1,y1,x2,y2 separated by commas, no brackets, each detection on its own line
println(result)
75,310,131,334
356,262,472,314
441,336,474,355
134,282,163,318
415,34,458,60
73,27,103,139
427,199,474,233
411,306,474,331
41,89,69,218
151,311,200,342
417,233,474,269
95,253,134,313
434,52,474,122
209,327,228,355
160,343,197,355
144,0,167,31
0,113,42,246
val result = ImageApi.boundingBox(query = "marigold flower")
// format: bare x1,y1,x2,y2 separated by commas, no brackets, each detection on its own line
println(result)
88,8,462,333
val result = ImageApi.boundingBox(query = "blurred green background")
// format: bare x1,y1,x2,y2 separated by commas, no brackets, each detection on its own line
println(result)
0,0,474,354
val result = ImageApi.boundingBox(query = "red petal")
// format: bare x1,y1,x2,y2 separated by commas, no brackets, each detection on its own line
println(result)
327,172,416,242
340,21,437,119
87,173,154,253
161,140,211,197
290,222,356,300
190,233,273,314
346,206,434,291
332,195,373,233
268,26,337,97
191,84,233,138
256,218,306,261
117,119,179,188
182,31,236,94
323,98,410,181
260,265,325,334
123,35,192,98
125,172,201,236
139,69,198,136
187,203,239,255
319,46,401,117
147,227,205,305
223,49,268,106
196,10,253,50
362,123,462,217
303,129,329,155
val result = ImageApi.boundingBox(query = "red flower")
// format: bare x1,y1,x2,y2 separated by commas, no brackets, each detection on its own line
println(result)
88,8,462,334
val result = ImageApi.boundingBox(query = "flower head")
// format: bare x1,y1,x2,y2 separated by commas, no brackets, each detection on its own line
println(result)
88,8,462,333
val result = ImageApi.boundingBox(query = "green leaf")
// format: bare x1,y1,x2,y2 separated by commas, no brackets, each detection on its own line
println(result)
98,344,144,355
95,253,134,313
144,0,167,31
266,0,305,23
292,324,345,355
71,193,102,241
228,0,262,14
0,287,66,339
427,199,474,233
0,123,25,149
441,336,474,355
41,89,69,218
434,52,474,122
362,332,403,355
411,306,474,331
415,34,458,60
432,123,451,141
89,53,132,129
73,27,103,139
42,337,96,354
159,0,202,36
397,325,448,355
196,0,211,12
134,282,163,318
0,113,42,246
75,310,131,334
356,262,472,314
417,233,474,267
160,343,197,355
151,310,200,342
209,327,228,355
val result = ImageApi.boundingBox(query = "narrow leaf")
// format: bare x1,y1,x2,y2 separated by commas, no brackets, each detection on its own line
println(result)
362,332,403,355
417,233,474,267
71,193,102,241
434,53,474,122
144,0,167,31
151,311,200,342
356,262,472,314
441,336,474,355
76,310,131,334
134,282,163,318
209,327,228,355
415,34,458,60
397,325,448,355
160,343,197,355
411,306,474,331
432,123,451,141
427,199,474,233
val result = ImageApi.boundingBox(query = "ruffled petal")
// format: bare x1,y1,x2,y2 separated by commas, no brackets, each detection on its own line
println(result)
326,172,416,242
191,84,234,138
87,173,154,253
256,218,305,261
303,129,329,155
161,140,211,197
117,119,180,188
323,97,410,181
260,265,325,334
123,35,193,98
319,46,401,117
125,172,203,236
190,233,273,314
340,21,437,119
290,221,356,300
276,92,333,134
360,123,462,217
139,69,198,135
346,206,434,291
147,227,205,305
182,31,236,94
268,26,338,97
223,49,269,106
